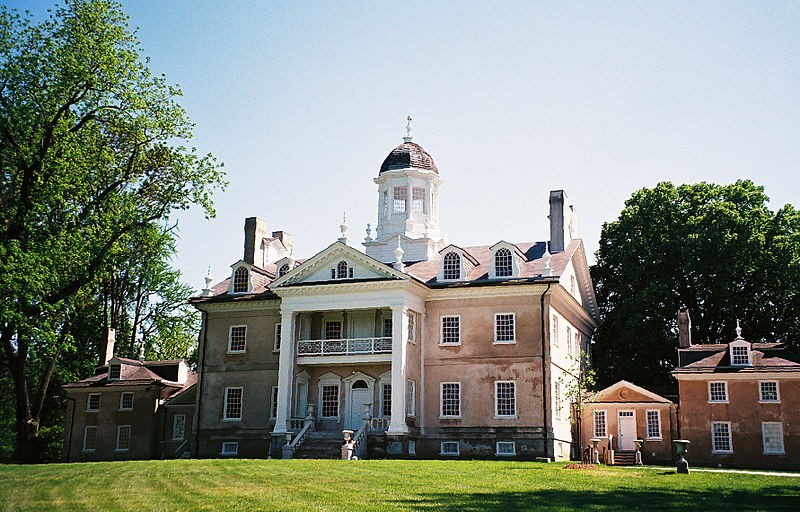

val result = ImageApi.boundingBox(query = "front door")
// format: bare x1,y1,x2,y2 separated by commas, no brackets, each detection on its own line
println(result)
617,410,636,450
346,379,372,430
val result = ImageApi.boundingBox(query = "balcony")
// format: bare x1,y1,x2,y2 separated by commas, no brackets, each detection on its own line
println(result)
296,337,392,365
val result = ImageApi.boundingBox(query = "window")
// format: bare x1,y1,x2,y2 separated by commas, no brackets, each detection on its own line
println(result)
440,382,461,417
552,315,559,347
408,440,416,455
406,380,416,416
574,332,581,357
708,381,728,403
321,384,339,418
382,190,388,217
407,312,416,342
566,326,572,355
381,383,392,417
278,263,290,277
762,422,785,455
554,381,562,420
383,318,393,338
116,425,131,452
334,260,353,279
87,393,100,412
496,441,516,456
440,316,461,345
232,267,249,293
593,410,607,438
731,345,750,366
393,187,407,212
262,386,275,420
119,392,133,411
224,387,243,420
83,426,97,452
442,252,461,280
495,381,516,417
325,321,342,340
109,363,121,381
412,186,425,213
440,441,460,456
759,381,780,402
494,313,515,343
228,325,247,353
712,422,732,453
494,248,513,277
172,414,186,441
221,442,239,455
273,323,282,352
646,410,661,439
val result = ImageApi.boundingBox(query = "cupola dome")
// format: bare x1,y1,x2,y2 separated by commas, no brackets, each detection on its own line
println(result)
378,142,439,175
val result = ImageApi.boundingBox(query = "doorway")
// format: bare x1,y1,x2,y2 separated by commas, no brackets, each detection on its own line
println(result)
617,410,636,451
345,379,373,430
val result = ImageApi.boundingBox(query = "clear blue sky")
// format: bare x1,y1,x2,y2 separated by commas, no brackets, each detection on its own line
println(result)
13,1,800,289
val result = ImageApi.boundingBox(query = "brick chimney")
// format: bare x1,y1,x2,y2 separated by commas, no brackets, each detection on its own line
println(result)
243,217,268,265
549,190,578,253
678,308,692,348
102,327,115,365
272,230,293,255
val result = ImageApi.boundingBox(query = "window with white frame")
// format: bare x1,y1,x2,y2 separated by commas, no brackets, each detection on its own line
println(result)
554,381,563,420
270,386,279,420
711,422,732,453
393,187,407,212
646,410,661,439
494,248,513,277
496,441,516,456
495,381,517,417
278,263,290,277
440,382,461,417
83,426,97,452
333,260,353,279
224,387,243,420
494,313,515,343
321,384,339,418
731,345,751,366
273,323,282,352
574,331,581,357
119,392,133,411
442,252,461,280
593,410,607,437
381,383,392,417
407,312,416,342
412,186,425,213
552,315,559,347
172,414,186,441
228,325,247,353
325,321,342,340
759,381,779,402
762,422,785,455
708,381,728,403
116,425,131,451
566,326,572,356
232,267,249,293
87,393,100,412
383,318,393,338
440,316,460,345
440,441,460,456
406,379,416,416
221,442,238,455
109,363,121,381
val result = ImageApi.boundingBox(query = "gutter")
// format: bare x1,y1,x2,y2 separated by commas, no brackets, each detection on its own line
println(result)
540,282,553,454
194,310,209,457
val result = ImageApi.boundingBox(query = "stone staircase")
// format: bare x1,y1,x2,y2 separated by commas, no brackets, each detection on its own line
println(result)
613,450,636,466
292,431,343,459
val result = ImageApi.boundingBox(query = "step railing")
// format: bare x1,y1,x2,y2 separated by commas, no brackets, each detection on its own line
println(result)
282,420,313,459
297,337,392,357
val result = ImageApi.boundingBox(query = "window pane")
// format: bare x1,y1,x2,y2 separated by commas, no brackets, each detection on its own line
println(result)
495,248,512,277
233,267,249,293
393,187,407,212
382,384,392,417
712,422,731,452
441,383,460,417
229,326,247,352
412,187,425,213
647,410,661,438
709,382,727,402
496,381,516,416
760,381,779,402
763,422,784,454
443,252,461,280
593,411,606,437
321,385,339,417
116,425,131,451
441,316,460,344
173,414,186,440
495,314,515,342
383,318,393,338
325,321,342,340
225,388,243,420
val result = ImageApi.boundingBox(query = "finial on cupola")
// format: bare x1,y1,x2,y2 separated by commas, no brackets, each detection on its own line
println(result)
403,115,413,143
202,266,214,297
338,212,350,245
541,245,552,277
394,238,405,271
364,223,373,242
735,319,742,339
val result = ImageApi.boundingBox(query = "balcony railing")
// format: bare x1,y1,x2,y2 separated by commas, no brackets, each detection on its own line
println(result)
297,337,392,356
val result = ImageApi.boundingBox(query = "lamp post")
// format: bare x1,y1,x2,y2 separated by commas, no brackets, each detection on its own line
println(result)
673,439,691,474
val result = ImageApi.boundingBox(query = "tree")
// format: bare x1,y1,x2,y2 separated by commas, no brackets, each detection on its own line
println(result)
591,181,800,388
0,0,225,462
558,350,596,460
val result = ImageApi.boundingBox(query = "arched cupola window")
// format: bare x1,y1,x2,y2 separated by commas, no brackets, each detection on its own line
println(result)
232,267,249,293
494,248,513,277
443,252,461,280
278,264,290,277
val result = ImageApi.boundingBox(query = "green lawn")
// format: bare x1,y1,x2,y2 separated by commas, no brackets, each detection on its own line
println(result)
1,459,798,511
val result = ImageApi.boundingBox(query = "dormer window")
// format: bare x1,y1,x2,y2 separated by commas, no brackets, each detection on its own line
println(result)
443,252,461,280
232,267,249,293
331,260,354,280
278,264,290,277
730,343,751,366
494,248,513,277
109,363,121,381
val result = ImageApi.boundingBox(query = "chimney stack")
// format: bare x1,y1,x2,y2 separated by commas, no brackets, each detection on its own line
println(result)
272,230,293,255
103,327,115,365
243,217,268,265
549,190,578,253
678,308,692,348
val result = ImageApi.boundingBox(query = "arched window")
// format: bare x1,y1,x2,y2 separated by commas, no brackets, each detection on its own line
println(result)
335,260,354,279
443,252,461,280
232,267,249,293
278,264,290,277
494,248,513,277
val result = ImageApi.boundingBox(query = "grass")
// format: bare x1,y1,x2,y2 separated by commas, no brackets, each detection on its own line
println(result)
1,459,799,511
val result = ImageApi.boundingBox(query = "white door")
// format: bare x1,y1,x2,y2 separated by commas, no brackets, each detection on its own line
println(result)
346,380,372,430
617,411,636,450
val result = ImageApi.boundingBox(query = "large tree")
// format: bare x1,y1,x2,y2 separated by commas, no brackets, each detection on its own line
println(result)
592,180,800,388
0,0,224,462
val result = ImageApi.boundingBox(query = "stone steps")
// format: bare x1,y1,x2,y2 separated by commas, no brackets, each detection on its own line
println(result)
293,432,343,459
613,450,637,466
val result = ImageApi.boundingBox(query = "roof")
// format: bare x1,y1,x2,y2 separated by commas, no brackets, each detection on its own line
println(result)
63,358,194,391
588,380,673,404
674,341,800,375
379,142,438,175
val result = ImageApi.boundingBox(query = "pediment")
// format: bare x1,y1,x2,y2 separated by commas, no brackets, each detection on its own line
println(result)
590,380,672,404
271,242,407,287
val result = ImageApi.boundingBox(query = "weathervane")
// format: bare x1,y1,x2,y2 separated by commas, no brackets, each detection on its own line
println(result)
403,115,413,142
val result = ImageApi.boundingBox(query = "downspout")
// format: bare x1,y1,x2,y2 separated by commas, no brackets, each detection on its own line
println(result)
540,282,553,457
64,395,76,463
419,312,426,436
194,310,209,457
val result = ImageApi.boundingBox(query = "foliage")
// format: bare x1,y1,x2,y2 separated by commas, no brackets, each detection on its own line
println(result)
0,460,799,511
559,350,597,424
591,180,800,387
0,0,224,462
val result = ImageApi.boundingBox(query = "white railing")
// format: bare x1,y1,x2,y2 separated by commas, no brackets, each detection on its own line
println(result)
297,337,392,356
369,417,390,430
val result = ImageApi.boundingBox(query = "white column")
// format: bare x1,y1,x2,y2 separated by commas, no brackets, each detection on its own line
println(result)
387,305,409,435
272,311,296,434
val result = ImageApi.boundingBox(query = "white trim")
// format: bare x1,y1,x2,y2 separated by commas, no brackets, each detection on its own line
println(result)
115,424,131,452
273,322,282,352
119,391,134,411
108,363,121,381
86,393,101,412
82,426,97,453
439,315,461,346
318,372,342,420
221,441,239,455
711,421,733,454
270,386,279,420
708,381,728,403
406,379,416,417
223,386,243,421
645,409,662,440
227,324,247,354
407,311,417,344
729,340,752,366
617,410,637,451
493,312,516,344
762,421,785,455
758,380,780,403
229,262,254,295
440,441,460,456
494,380,517,418
439,382,461,418
378,371,392,418
592,409,607,438
496,441,517,457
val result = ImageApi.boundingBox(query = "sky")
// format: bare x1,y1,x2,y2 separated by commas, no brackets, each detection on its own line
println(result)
13,1,800,290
